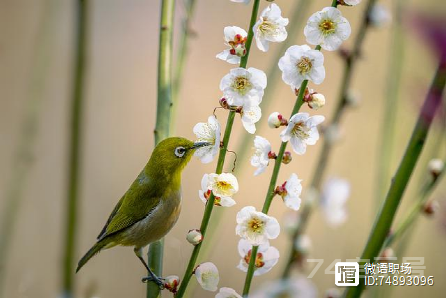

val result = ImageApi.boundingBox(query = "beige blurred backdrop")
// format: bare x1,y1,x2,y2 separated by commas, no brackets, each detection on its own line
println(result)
1,0,445,297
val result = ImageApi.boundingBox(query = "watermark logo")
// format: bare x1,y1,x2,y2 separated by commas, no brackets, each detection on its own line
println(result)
335,262,359,286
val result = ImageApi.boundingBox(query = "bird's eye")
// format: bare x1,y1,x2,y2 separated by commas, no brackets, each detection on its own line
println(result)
174,146,186,158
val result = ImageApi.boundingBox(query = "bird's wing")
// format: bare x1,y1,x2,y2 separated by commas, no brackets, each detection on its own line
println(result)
97,195,125,240
97,176,161,241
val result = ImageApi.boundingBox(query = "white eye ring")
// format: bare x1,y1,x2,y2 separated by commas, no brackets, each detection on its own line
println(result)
175,146,186,158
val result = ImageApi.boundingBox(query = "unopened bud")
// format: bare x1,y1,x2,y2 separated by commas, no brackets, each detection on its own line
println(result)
294,234,312,254
423,200,439,216
308,93,326,110
219,97,229,109
186,229,203,246
428,158,444,178
268,112,283,128
368,4,391,27
282,151,292,164
164,275,180,294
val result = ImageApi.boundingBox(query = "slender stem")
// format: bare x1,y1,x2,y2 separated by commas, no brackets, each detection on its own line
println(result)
62,1,88,296
344,64,446,298
242,83,307,296
147,0,175,297
175,112,236,298
0,1,56,296
282,0,377,278
383,167,444,249
233,0,310,173
375,0,404,210
175,1,261,296
170,0,197,134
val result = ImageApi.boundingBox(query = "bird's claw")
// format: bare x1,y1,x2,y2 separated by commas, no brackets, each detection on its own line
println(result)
142,275,165,289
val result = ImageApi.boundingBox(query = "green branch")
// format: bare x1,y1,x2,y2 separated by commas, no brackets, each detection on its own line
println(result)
175,1,261,297
147,0,176,297
281,0,378,278
344,64,446,298
62,0,89,296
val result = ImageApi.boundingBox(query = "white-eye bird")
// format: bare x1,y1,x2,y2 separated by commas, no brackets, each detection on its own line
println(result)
76,137,210,287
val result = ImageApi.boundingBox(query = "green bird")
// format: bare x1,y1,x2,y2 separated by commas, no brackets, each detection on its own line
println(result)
76,137,210,286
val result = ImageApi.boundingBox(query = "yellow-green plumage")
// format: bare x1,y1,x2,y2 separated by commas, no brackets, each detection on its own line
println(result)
76,137,207,274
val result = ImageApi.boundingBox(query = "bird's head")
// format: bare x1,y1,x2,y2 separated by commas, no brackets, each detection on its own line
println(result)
148,137,211,176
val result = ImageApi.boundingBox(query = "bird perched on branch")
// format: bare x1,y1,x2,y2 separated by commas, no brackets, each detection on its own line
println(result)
76,137,210,287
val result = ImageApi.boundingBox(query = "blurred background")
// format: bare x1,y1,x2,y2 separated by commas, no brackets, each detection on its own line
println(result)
1,0,445,297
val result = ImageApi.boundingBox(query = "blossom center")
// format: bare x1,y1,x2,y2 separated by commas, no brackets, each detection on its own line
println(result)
232,76,252,95
248,217,264,233
296,57,313,75
258,18,278,36
319,19,336,35
291,121,310,139
215,181,233,196
244,250,265,268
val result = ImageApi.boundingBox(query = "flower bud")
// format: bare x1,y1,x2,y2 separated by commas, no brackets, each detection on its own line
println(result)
219,97,229,109
428,158,444,178
308,93,325,110
368,4,391,27
294,234,312,254
164,275,180,294
186,229,203,246
282,151,292,164
423,200,439,216
268,112,282,128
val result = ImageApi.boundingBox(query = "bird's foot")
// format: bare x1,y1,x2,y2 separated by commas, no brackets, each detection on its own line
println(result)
142,275,165,289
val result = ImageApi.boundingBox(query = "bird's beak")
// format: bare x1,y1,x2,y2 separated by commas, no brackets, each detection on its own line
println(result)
191,141,212,149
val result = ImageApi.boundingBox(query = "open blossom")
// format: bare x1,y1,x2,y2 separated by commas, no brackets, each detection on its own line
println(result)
304,7,351,51
220,67,267,106
207,173,239,198
277,173,302,211
217,26,248,64
254,3,289,52
237,238,279,276
250,276,317,298
216,287,242,298
241,102,261,134
195,262,219,292
278,45,325,90
250,136,271,175
321,178,350,227
280,113,324,155
199,174,236,207
193,116,221,163
236,206,280,245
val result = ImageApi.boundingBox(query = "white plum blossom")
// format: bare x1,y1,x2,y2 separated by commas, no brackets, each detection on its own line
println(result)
268,112,284,128
241,102,261,134
279,45,325,90
220,67,267,106
193,116,221,163
321,178,350,227
199,174,236,207
216,287,242,298
280,113,325,155
343,0,361,6
369,4,391,27
250,276,317,298
236,206,280,245
308,92,325,110
278,173,302,211
217,26,248,64
237,238,280,276
195,262,220,292
254,3,289,52
250,136,272,175
304,7,351,51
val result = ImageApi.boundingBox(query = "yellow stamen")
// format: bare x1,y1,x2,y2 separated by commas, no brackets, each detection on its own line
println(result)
297,57,313,75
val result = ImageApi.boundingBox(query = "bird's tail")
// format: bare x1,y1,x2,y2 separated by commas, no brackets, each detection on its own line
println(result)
76,241,108,273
